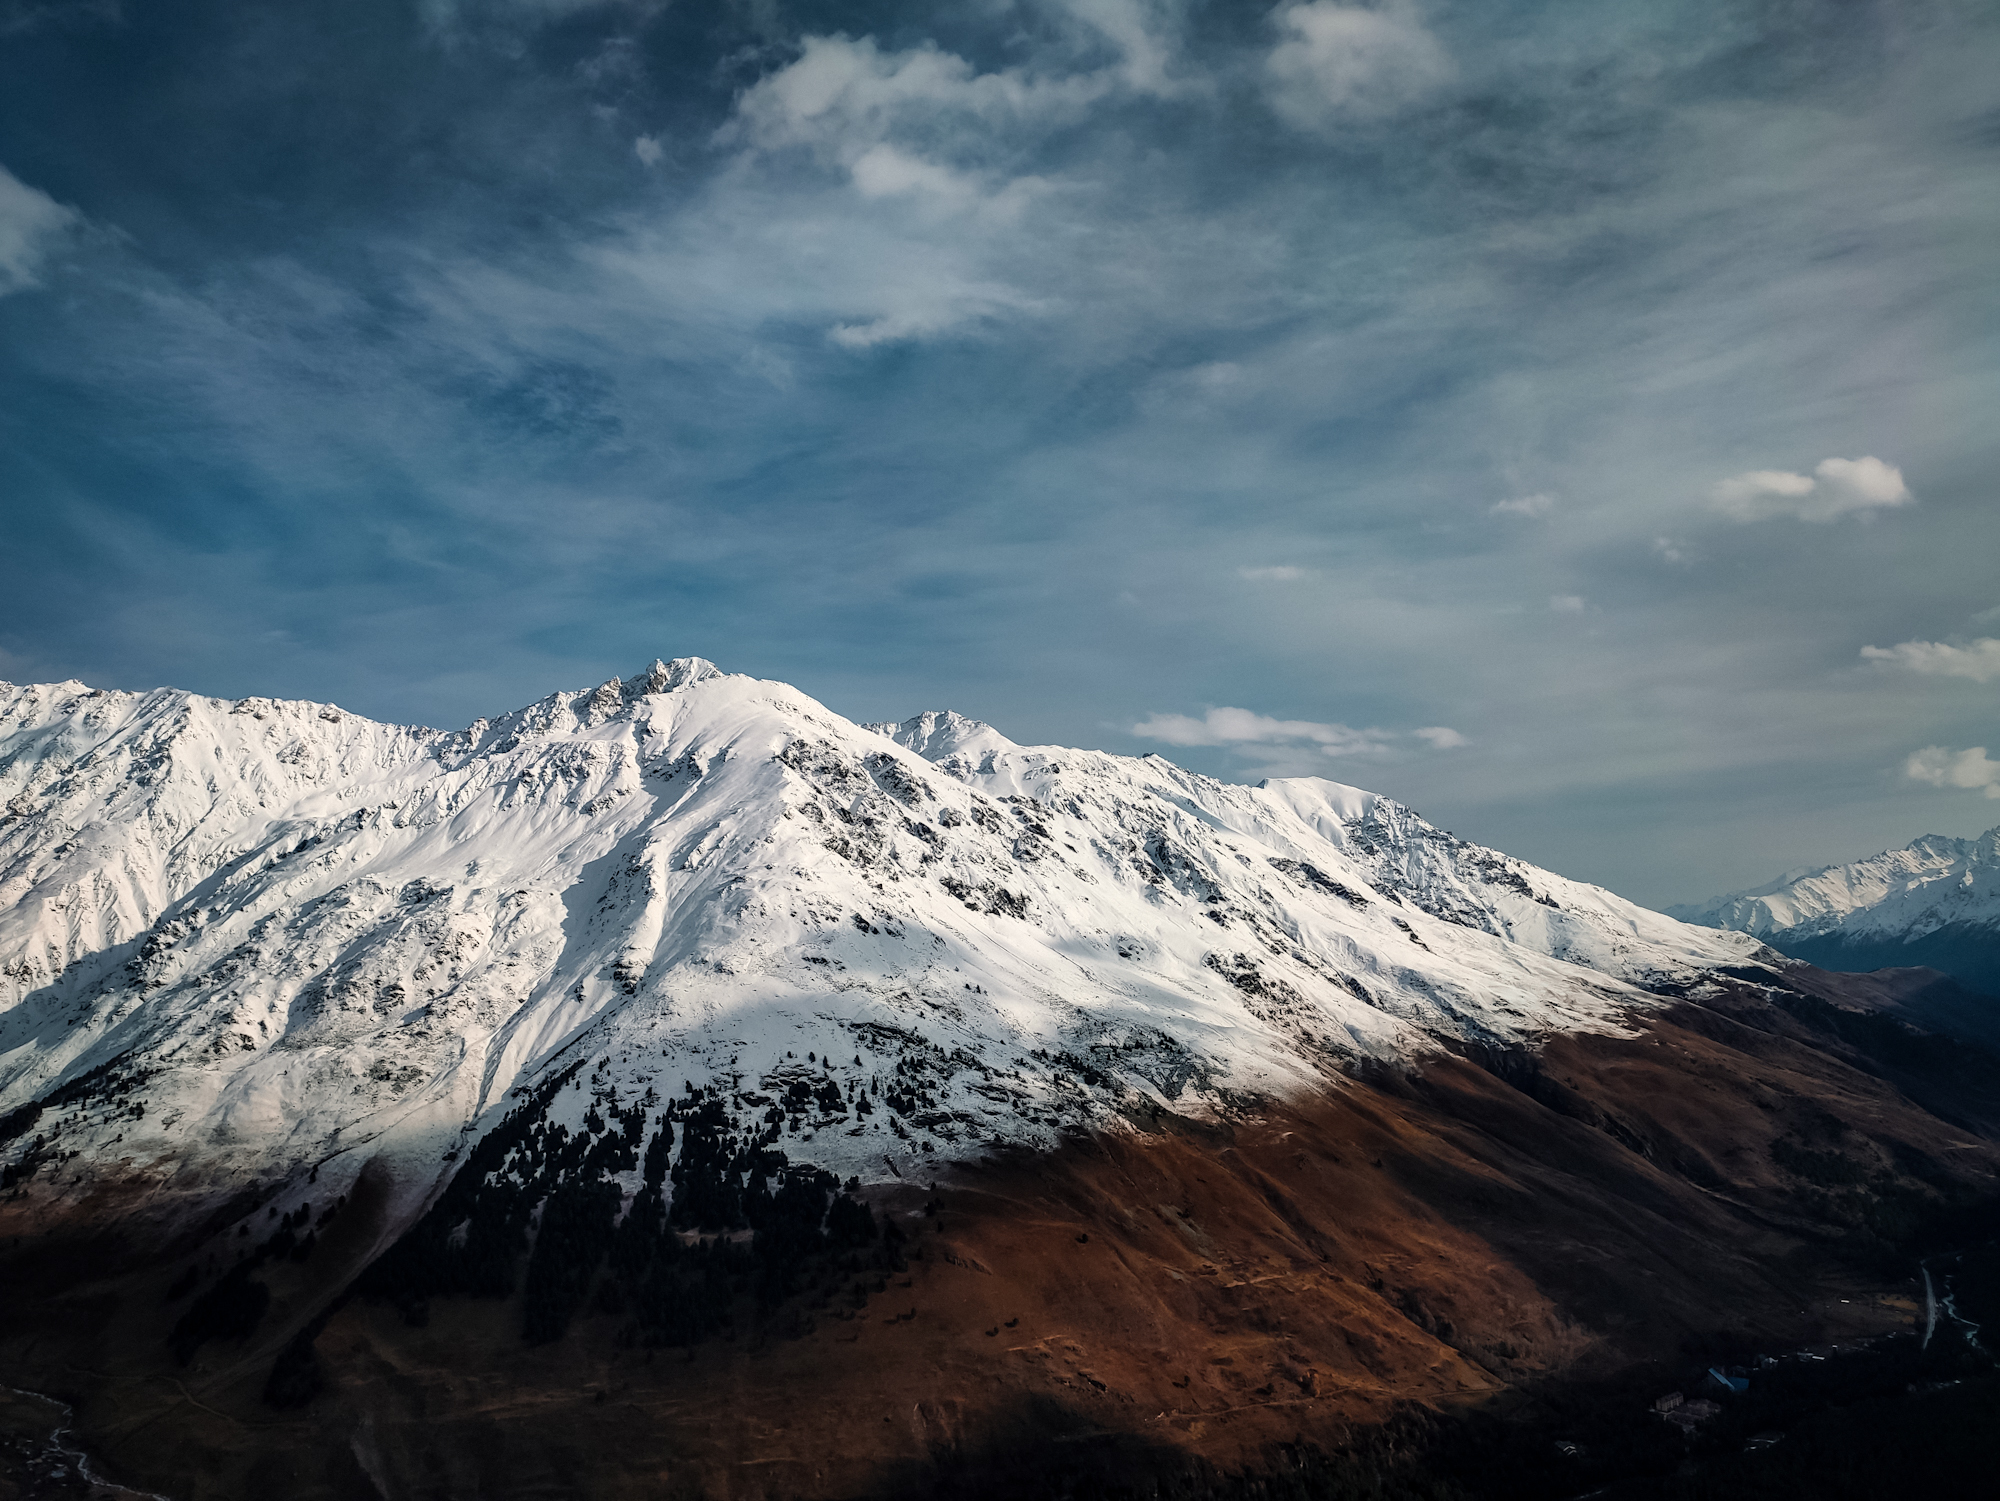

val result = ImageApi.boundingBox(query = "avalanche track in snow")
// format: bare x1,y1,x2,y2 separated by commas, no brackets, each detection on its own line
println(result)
0,658,1759,1225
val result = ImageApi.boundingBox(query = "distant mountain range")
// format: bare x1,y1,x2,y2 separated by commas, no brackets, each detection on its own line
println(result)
1672,826,2000,1000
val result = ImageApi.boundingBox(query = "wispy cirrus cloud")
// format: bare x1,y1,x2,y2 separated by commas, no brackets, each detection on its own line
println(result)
0,163,77,296
1861,637,2000,683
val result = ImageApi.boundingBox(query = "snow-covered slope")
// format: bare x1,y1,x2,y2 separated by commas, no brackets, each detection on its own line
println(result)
1671,827,2000,995
0,660,1761,1220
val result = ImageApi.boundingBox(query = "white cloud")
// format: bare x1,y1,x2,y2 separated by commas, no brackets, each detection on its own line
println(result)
848,143,977,201
715,29,1150,346
1414,725,1467,749
1131,706,1393,755
1904,745,2000,799
825,277,1040,347
1265,2,1453,131
0,164,78,296
1491,492,1554,518
633,135,663,167
1860,637,2000,683
1710,455,1913,522
1238,564,1307,581
726,34,1110,174
1651,536,1689,564
1131,707,1465,757
1814,455,1910,506
1704,468,1816,516
1549,594,1587,613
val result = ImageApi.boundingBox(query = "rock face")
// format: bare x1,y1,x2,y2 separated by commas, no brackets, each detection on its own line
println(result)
2,658,1756,1223
1673,828,2000,999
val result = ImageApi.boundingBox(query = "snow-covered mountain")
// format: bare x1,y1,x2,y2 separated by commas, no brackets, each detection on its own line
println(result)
1671,827,2000,996
1,659,1761,1228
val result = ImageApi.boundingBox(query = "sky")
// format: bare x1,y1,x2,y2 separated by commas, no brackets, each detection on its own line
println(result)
0,0,1996,908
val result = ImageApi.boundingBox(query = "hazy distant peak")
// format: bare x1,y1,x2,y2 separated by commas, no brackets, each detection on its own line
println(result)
1672,824,2000,941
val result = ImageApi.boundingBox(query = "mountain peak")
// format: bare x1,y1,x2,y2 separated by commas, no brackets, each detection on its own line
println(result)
629,656,725,697
1,662,1758,1246
864,708,1017,766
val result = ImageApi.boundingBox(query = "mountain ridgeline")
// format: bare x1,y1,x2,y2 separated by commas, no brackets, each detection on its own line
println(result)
0,657,1760,1222
2,661,1998,1499
1674,826,2000,1014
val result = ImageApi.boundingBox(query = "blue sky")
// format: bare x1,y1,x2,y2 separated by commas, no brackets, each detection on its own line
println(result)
1,0,1996,906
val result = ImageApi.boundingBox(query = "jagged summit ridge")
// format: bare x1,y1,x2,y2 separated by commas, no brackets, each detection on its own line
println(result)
864,709,1017,773
1,660,1760,1227
633,656,724,695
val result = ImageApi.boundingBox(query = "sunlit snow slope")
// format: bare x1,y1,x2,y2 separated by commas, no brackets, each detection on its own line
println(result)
0,660,1759,1213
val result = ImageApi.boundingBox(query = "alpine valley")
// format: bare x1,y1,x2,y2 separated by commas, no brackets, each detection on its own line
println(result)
3,662,1998,1500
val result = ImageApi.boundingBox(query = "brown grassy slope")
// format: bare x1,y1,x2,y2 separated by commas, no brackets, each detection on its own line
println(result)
1,970,1996,1500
